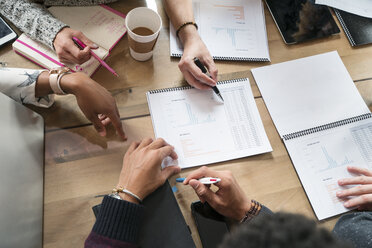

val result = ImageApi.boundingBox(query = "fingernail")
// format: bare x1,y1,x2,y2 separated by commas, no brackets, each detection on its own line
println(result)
344,202,350,207
92,43,99,49
99,131,105,137
336,191,341,197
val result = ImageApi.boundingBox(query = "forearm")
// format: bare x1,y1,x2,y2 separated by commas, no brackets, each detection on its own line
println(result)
85,196,144,248
0,0,67,49
0,68,54,107
163,0,199,45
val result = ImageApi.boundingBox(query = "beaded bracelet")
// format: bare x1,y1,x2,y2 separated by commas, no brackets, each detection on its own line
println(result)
112,186,143,203
176,21,198,38
240,200,262,223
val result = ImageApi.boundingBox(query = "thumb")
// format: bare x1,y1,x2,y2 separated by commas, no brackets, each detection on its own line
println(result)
76,32,98,49
90,114,106,137
189,179,216,203
161,165,181,180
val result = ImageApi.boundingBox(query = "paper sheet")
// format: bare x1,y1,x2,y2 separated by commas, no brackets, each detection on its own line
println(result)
316,0,372,18
170,0,270,61
147,79,272,169
285,118,372,220
252,51,369,137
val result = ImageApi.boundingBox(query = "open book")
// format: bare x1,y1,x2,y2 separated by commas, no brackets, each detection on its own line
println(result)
12,5,126,76
147,78,272,169
252,51,372,220
169,0,270,62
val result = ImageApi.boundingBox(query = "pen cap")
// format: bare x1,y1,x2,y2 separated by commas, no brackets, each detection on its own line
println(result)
125,7,162,61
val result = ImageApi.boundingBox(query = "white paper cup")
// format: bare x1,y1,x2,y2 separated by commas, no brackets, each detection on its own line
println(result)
125,7,162,61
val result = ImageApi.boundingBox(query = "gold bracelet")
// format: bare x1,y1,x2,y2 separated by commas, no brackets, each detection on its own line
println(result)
240,200,262,223
176,21,198,38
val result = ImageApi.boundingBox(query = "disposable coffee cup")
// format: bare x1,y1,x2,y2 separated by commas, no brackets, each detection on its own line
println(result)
125,7,162,61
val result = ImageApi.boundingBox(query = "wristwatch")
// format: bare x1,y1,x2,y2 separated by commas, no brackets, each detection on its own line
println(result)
49,67,71,95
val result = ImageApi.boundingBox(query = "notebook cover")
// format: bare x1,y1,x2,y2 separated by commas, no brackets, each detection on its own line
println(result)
335,9,372,46
92,181,195,248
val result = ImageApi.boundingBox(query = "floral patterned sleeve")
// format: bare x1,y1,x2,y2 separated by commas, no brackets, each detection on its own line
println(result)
0,0,67,49
0,68,54,108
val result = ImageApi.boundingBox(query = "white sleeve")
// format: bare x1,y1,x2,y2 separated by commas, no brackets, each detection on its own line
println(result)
0,68,54,108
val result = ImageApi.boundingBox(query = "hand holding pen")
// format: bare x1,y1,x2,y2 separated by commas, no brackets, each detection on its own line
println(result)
182,166,252,221
72,36,119,77
194,57,224,101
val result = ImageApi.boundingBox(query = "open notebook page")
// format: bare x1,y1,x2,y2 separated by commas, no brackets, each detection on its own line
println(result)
13,34,107,76
147,78,272,169
49,5,126,51
252,51,369,137
170,0,270,61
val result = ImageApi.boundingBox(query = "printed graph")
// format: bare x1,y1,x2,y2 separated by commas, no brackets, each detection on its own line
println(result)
167,101,216,128
211,27,251,50
213,5,245,21
320,146,354,172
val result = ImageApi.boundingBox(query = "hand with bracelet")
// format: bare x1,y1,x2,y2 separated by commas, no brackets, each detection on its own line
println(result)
183,166,260,222
164,0,218,90
114,138,181,204
36,70,126,139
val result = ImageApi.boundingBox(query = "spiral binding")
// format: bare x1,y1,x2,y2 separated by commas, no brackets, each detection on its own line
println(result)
335,10,356,46
148,78,248,94
283,113,372,141
171,53,270,62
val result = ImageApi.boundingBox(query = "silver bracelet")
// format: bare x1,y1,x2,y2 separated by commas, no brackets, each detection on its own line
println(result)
122,189,142,203
112,186,143,203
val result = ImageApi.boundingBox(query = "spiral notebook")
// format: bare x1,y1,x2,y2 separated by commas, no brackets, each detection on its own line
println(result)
169,0,270,62
146,78,272,169
252,51,372,220
334,9,372,47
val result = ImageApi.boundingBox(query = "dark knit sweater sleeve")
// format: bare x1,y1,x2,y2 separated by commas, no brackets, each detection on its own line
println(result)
332,211,372,248
85,196,144,248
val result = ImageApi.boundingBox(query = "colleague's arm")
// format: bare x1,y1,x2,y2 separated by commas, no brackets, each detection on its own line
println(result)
163,0,217,90
0,0,96,64
337,166,372,210
0,68,125,139
85,138,181,248
184,167,272,221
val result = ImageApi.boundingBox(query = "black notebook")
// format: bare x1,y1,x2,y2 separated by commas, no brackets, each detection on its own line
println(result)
335,9,372,46
92,181,195,248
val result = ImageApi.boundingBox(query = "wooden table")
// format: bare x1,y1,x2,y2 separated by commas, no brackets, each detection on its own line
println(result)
2,0,372,247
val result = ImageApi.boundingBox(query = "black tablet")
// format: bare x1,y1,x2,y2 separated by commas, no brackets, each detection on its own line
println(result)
265,0,340,44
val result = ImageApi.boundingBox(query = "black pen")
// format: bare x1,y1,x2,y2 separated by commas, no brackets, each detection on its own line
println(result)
193,57,224,102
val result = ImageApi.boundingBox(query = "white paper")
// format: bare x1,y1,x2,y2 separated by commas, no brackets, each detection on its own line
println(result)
285,118,372,220
147,79,272,169
170,0,270,61
252,51,369,137
316,0,372,18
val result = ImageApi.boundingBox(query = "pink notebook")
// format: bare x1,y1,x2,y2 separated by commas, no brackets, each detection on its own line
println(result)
12,5,126,76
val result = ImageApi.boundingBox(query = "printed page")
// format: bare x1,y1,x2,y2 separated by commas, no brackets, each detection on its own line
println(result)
316,0,372,18
147,79,272,169
252,51,370,137
170,0,270,60
49,6,126,51
13,34,108,76
285,117,372,220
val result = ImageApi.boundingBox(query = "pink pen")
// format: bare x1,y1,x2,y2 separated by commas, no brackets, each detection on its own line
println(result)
72,36,119,77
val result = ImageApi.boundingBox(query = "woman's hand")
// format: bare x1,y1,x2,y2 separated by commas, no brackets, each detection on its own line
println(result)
60,72,126,139
178,26,218,90
337,166,372,211
116,138,180,203
184,166,251,221
53,27,98,64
